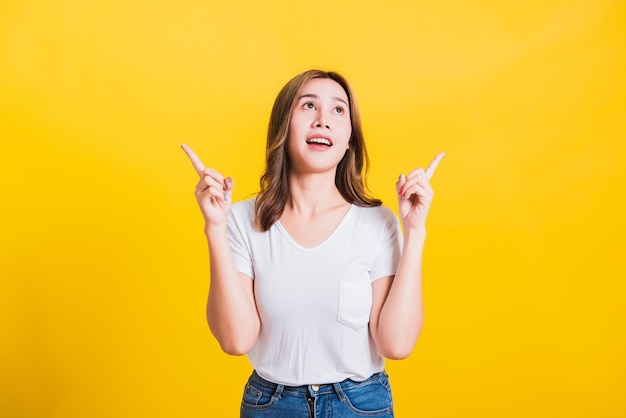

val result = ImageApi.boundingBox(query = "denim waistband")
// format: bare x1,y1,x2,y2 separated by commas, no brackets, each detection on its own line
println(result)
248,370,388,396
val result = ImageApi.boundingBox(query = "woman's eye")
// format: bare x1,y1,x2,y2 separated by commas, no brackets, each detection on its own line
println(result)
334,106,345,114
304,102,315,109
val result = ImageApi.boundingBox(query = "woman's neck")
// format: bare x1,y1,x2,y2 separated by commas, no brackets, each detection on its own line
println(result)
286,171,347,216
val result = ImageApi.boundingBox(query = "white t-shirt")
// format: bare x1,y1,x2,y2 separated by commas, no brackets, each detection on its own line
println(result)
227,198,402,386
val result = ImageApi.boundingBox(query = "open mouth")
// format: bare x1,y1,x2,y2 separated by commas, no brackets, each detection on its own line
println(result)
305,137,333,147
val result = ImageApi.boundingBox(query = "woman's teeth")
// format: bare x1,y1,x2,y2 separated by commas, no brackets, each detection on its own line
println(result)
306,138,331,146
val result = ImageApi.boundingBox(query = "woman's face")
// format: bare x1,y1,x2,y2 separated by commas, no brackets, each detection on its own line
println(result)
286,78,352,175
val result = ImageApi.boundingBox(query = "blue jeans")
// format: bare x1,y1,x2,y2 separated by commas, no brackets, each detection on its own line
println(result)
240,370,394,417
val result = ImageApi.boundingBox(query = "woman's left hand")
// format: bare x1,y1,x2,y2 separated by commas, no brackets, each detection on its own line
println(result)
396,152,446,229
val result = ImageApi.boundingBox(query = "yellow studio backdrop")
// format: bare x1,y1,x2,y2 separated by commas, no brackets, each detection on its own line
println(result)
1,0,624,416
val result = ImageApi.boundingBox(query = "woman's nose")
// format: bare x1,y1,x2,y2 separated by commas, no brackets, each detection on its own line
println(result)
313,112,330,129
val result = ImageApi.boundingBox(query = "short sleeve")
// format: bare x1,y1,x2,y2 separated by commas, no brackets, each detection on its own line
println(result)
369,209,403,281
226,203,255,279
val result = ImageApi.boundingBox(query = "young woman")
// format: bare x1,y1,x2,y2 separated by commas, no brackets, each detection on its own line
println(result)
182,69,444,417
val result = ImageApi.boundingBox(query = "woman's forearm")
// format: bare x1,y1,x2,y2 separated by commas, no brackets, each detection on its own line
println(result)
205,223,260,355
376,226,426,359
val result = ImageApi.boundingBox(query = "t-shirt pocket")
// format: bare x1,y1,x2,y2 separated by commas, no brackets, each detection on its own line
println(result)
338,280,372,330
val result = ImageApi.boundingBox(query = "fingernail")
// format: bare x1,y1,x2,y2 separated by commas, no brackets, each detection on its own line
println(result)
399,189,403,195
223,192,227,202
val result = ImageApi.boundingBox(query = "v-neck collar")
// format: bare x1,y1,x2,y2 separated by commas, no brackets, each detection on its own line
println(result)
274,204,355,251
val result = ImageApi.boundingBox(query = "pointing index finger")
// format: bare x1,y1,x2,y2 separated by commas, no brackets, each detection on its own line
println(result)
181,144,206,176
425,152,446,180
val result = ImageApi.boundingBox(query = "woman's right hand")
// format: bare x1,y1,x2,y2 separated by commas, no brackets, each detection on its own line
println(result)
181,144,234,227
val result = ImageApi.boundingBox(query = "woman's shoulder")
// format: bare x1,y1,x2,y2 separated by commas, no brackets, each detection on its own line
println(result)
351,204,399,224
230,197,256,220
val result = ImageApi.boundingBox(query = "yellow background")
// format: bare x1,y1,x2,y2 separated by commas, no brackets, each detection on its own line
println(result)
1,0,625,416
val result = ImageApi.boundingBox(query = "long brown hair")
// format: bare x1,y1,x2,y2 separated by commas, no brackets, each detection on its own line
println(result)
255,70,381,231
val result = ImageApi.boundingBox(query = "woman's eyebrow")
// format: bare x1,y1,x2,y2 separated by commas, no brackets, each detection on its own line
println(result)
298,93,348,107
